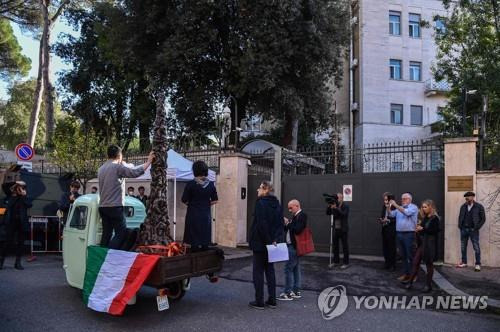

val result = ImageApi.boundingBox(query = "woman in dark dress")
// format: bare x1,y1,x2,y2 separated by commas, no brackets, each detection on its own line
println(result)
182,161,218,251
403,199,440,292
0,181,32,270
379,192,397,271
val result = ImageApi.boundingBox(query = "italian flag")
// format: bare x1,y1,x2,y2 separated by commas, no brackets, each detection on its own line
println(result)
83,246,160,315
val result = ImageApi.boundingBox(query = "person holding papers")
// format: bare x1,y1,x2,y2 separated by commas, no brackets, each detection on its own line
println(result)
248,181,284,310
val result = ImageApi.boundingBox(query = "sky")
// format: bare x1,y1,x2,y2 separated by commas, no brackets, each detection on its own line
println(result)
0,19,75,99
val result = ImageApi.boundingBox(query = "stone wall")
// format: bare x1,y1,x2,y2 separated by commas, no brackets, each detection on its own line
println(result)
476,172,500,267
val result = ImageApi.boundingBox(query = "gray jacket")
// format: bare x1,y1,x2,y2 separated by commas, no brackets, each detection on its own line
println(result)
98,161,145,207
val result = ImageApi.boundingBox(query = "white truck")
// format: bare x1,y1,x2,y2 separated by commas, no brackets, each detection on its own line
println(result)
62,194,223,301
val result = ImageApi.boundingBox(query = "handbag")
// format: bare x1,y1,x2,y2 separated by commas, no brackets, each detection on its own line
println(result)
294,226,315,256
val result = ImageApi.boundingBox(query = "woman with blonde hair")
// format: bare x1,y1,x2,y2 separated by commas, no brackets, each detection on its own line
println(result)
402,199,440,292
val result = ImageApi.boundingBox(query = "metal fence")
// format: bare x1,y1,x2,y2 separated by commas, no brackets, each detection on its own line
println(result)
282,141,443,175
30,147,223,175
477,143,500,171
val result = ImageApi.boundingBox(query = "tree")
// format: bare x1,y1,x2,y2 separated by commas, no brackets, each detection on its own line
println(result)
26,0,73,149
434,0,500,145
137,94,172,246
55,5,155,152
0,19,31,80
116,0,350,149
0,79,50,150
0,0,39,27
51,116,105,193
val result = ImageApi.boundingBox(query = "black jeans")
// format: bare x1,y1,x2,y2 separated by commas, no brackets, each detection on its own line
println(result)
0,221,24,259
333,230,349,264
382,224,396,268
99,207,127,249
252,251,276,304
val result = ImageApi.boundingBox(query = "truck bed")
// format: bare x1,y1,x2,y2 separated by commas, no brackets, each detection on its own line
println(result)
145,248,224,288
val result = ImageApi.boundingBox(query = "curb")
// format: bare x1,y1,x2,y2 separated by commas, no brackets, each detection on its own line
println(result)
422,265,500,314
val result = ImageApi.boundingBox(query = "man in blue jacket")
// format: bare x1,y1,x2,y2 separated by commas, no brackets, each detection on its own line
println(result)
249,181,284,310
388,193,418,282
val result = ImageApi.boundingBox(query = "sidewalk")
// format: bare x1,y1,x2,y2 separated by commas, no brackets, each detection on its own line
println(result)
432,264,500,312
220,247,500,312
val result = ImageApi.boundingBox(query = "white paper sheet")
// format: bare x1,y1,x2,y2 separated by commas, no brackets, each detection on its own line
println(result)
266,243,289,263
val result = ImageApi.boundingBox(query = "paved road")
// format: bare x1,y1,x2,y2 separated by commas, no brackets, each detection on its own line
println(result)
0,255,499,332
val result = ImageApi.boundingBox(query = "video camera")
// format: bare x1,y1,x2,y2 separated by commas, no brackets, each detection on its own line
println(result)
323,193,339,206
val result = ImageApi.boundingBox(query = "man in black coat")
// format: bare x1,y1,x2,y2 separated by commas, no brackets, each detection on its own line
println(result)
457,191,486,271
248,181,284,310
277,199,306,301
326,193,350,269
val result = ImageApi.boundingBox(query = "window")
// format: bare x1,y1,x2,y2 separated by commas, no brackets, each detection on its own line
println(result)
409,13,421,38
69,206,88,230
390,59,402,80
389,11,401,35
411,105,423,125
435,17,446,35
409,61,421,81
412,162,423,171
124,206,135,218
391,104,403,124
245,114,262,132
392,162,403,172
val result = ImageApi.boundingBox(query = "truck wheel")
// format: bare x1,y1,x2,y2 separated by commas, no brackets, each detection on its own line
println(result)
166,281,186,301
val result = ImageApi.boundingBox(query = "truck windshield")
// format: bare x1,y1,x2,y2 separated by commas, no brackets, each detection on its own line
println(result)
69,206,88,230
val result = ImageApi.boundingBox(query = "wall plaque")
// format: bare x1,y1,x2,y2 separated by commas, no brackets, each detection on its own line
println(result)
448,176,474,192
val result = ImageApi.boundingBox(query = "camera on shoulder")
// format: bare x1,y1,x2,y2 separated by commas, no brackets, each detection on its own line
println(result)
323,193,339,206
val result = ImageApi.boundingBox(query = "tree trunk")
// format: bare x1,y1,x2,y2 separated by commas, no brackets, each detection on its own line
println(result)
137,93,172,246
283,113,299,150
27,36,45,147
42,28,55,146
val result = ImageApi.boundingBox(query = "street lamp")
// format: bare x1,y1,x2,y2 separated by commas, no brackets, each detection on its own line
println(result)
462,89,477,137
223,95,241,150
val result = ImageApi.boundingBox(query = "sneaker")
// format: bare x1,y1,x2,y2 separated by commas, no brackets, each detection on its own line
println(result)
276,293,293,301
249,301,265,310
340,264,349,270
397,274,410,282
291,291,301,299
265,299,277,308
456,262,467,268
474,265,481,272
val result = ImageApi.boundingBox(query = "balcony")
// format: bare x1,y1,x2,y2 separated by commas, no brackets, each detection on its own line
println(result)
425,79,451,97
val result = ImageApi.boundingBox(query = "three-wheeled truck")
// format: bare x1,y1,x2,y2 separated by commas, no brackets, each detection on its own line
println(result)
62,194,224,303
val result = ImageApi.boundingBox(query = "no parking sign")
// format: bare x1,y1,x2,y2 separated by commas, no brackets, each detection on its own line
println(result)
15,143,35,161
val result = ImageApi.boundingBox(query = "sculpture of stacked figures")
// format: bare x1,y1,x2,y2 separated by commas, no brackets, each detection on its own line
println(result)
137,93,173,246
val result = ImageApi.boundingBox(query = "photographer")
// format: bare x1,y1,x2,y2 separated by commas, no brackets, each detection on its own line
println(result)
0,181,32,270
326,193,350,269
58,181,81,222
379,192,396,271
387,193,418,283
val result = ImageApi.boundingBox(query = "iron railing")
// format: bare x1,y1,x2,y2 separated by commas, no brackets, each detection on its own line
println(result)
282,141,444,175
477,143,500,171
30,147,223,175
425,79,451,93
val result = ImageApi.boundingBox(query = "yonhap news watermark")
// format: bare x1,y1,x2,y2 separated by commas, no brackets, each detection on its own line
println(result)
317,285,488,320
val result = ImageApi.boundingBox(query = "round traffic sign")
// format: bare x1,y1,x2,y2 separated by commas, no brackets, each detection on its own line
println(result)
15,143,34,161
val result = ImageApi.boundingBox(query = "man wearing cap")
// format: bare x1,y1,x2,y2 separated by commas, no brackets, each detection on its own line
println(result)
457,192,486,271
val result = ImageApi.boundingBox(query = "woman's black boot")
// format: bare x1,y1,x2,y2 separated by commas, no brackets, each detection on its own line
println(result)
14,257,24,270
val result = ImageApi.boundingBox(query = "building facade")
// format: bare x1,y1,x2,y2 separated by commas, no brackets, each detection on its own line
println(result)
335,0,450,148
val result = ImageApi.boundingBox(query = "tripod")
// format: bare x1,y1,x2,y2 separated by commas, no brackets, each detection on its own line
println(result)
328,214,335,268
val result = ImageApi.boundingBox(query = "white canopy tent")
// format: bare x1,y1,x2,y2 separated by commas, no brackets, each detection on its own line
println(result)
135,149,217,239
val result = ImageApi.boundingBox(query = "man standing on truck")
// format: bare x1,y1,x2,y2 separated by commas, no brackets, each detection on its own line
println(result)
98,145,154,249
